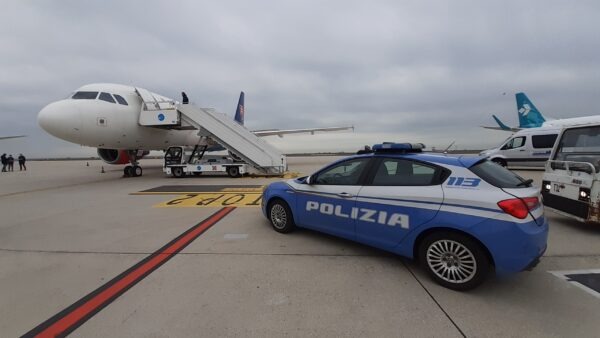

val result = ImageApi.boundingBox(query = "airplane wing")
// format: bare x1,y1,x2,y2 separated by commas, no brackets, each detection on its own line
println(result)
0,135,25,140
252,126,354,137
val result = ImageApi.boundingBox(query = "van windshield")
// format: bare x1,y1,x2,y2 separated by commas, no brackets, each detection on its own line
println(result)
554,126,600,173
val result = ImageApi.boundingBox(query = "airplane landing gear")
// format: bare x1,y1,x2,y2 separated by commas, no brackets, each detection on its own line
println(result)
123,150,143,177
124,165,143,177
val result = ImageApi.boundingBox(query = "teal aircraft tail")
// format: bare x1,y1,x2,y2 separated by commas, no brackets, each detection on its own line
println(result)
516,92,546,128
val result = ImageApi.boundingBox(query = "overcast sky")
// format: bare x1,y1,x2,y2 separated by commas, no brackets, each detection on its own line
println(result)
1,0,599,157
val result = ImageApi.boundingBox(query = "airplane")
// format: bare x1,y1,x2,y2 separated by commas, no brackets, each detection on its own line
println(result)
483,92,600,131
38,83,353,177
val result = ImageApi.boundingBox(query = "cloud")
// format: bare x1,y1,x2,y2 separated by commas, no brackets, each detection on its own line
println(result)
1,0,599,157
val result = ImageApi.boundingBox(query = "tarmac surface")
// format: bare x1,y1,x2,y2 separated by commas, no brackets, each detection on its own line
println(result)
1,157,600,337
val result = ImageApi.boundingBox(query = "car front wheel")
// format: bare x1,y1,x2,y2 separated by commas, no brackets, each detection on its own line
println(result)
268,199,295,233
419,231,490,291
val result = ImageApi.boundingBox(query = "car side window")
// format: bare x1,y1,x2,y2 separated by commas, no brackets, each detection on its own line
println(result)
99,92,116,103
313,158,370,185
370,159,439,186
503,136,525,150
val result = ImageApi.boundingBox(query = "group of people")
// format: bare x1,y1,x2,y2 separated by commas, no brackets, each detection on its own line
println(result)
1,153,26,172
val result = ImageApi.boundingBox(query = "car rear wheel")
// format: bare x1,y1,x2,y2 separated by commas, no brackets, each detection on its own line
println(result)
419,231,490,291
268,199,295,233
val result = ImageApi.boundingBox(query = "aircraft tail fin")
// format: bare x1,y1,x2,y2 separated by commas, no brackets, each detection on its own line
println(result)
234,91,244,125
516,92,545,128
492,115,512,131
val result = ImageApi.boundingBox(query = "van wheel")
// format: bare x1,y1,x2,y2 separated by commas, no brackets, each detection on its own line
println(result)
492,158,507,167
418,231,490,291
227,166,241,178
268,199,295,233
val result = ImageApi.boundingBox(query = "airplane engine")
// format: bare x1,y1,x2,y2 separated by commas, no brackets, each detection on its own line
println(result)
97,149,131,165
97,149,149,165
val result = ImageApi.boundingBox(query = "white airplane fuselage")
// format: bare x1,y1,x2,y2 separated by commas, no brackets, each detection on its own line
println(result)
38,84,200,150
541,116,600,128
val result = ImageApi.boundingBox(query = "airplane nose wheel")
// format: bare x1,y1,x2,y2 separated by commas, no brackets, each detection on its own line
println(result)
124,165,143,177
124,166,133,177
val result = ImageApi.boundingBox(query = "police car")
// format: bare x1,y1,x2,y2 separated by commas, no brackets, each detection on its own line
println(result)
262,143,548,290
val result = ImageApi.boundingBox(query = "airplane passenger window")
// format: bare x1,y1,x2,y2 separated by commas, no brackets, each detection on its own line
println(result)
114,94,128,106
72,91,98,100
99,92,116,103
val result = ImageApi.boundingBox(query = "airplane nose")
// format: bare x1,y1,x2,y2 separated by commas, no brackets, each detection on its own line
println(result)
38,101,82,143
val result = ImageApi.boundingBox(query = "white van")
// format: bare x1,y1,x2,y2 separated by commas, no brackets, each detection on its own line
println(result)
479,127,560,168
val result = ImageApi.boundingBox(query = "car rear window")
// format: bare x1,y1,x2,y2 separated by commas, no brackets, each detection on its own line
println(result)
469,160,529,188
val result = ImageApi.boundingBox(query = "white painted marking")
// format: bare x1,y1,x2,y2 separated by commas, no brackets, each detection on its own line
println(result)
549,269,600,299
224,234,249,240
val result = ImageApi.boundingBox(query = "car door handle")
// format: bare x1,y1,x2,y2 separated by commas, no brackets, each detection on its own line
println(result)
519,149,525,151
337,192,354,198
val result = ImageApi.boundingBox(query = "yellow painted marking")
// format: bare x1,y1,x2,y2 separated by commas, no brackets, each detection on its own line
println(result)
156,193,263,208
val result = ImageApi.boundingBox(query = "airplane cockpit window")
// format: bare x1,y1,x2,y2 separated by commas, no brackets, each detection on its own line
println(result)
98,92,116,104
72,91,98,100
113,94,128,106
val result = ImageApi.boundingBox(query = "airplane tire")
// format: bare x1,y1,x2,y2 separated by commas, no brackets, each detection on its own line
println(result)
133,165,143,177
124,165,133,177
172,167,185,178
226,166,241,178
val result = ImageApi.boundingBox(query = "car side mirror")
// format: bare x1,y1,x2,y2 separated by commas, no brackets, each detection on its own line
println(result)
305,175,313,185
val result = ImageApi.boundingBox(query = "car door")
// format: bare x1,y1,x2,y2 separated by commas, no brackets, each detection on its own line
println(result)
500,136,527,164
295,157,372,240
355,157,445,249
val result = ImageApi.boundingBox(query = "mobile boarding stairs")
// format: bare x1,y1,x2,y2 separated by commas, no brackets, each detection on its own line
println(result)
135,87,286,176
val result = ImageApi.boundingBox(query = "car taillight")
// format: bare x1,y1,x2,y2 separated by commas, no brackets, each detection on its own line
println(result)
497,197,539,219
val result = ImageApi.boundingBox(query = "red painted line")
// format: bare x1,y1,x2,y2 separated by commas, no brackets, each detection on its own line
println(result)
24,207,235,338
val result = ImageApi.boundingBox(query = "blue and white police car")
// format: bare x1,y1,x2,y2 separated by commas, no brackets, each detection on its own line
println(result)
262,143,548,290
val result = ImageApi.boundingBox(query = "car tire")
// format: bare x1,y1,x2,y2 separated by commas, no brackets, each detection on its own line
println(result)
491,158,507,167
418,231,490,291
268,199,295,233
172,167,185,178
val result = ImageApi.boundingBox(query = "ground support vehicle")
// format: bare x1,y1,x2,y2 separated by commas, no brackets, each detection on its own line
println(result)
542,124,600,224
164,145,248,178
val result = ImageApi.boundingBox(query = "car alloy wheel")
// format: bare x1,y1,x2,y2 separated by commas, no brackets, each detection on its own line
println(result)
268,200,295,233
426,239,477,284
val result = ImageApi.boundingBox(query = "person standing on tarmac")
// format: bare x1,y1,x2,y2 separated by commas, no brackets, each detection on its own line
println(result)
18,153,26,171
1,153,6,172
7,154,14,172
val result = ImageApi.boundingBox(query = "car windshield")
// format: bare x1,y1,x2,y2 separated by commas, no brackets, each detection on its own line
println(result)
470,160,530,188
